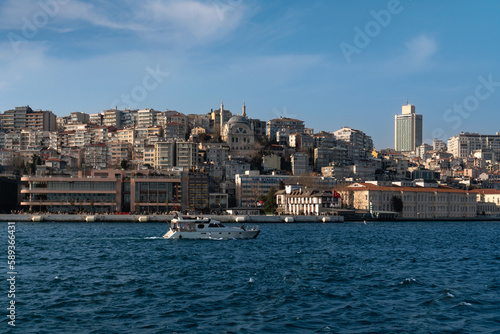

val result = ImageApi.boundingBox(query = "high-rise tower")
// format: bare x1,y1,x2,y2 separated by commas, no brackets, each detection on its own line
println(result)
394,101,423,152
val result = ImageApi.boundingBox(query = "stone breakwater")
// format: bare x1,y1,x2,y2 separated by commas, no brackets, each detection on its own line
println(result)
0,214,344,223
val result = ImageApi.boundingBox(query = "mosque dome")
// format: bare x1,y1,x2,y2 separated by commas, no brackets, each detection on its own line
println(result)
226,115,249,125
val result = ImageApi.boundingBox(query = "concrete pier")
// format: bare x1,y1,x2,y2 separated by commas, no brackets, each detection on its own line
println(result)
0,214,344,223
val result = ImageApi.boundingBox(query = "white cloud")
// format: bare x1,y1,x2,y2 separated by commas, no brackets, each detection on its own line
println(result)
337,34,439,78
135,0,246,42
0,0,247,44
405,35,438,65
0,0,146,31
0,41,48,81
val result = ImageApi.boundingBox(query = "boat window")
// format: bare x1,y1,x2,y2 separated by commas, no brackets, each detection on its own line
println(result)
218,223,225,227
208,223,218,228
197,224,205,229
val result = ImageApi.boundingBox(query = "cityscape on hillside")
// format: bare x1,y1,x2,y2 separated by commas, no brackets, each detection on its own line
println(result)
1,100,500,219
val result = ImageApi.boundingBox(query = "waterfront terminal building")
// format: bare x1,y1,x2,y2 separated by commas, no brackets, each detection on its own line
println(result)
20,169,211,213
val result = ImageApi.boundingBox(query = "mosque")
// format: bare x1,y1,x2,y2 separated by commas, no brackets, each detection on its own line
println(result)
221,102,255,151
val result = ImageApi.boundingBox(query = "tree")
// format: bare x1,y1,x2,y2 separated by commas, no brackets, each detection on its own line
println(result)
18,161,27,175
249,153,263,171
391,196,403,212
121,159,129,170
259,187,277,213
27,154,41,175
198,133,212,142
259,136,270,149
280,156,291,173
308,147,314,166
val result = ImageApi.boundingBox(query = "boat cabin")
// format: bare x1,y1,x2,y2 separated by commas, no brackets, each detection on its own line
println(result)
170,220,228,232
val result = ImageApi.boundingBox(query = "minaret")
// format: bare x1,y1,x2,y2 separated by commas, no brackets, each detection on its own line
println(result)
242,101,246,118
219,99,224,136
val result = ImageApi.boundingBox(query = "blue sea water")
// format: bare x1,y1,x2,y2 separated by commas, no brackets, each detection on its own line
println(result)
2,221,500,333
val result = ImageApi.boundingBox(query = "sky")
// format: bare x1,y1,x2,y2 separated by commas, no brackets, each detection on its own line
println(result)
1,0,500,149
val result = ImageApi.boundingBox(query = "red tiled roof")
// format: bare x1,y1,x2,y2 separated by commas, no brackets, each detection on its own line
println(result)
468,189,500,195
348,182,467,193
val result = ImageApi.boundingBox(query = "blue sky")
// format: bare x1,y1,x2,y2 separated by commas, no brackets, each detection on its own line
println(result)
1,0,500,149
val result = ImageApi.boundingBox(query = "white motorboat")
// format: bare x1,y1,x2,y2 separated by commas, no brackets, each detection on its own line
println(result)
163,212,260,240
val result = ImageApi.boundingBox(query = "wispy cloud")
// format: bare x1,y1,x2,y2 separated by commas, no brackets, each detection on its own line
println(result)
0,41,49,90
333,34,439,78
405,34,438,66
0,0,247,44
136,0,245,40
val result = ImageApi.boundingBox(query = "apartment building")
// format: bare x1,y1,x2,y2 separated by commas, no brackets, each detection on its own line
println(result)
3,106,56,132
448,132,500,160
333,126,373,161
291,152,310,175
84,143,108,169
469,189,500,217
235,171,290,207
107,140,132,167
266,117,305,141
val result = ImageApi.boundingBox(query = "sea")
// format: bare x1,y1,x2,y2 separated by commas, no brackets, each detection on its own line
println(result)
2,220,500,333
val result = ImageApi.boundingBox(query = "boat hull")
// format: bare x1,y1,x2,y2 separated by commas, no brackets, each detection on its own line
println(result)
163,229,260,240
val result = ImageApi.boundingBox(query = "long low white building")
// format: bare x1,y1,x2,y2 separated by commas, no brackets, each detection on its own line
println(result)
339,181,477,219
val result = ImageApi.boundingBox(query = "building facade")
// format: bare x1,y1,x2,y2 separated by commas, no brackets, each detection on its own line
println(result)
340,182,477,219
333,127,373,161
20,170,190,213
276,187,339,215
395,103,423,152
266,117,305,141
447,132,500,160
291,152,310,175
222,115,255,151
235,171,289,207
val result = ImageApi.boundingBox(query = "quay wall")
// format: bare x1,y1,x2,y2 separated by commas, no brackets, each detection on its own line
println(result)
0,214,343,223
2,214,497,223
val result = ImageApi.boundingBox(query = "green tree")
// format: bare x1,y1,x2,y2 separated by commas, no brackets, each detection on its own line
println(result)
249,153,263,171
260,136,270,149
27,154,42,175
280,156,291,173
391,196,403,212
259,187,277,213
121,159,128,170
198,133,212,142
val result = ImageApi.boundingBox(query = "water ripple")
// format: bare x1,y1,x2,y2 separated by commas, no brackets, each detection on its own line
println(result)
6,221,500,333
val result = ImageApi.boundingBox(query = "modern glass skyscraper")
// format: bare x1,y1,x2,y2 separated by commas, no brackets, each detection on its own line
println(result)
394,103,422,152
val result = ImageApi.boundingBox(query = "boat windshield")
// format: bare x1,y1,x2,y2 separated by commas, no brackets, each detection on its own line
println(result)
208,223,225,228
